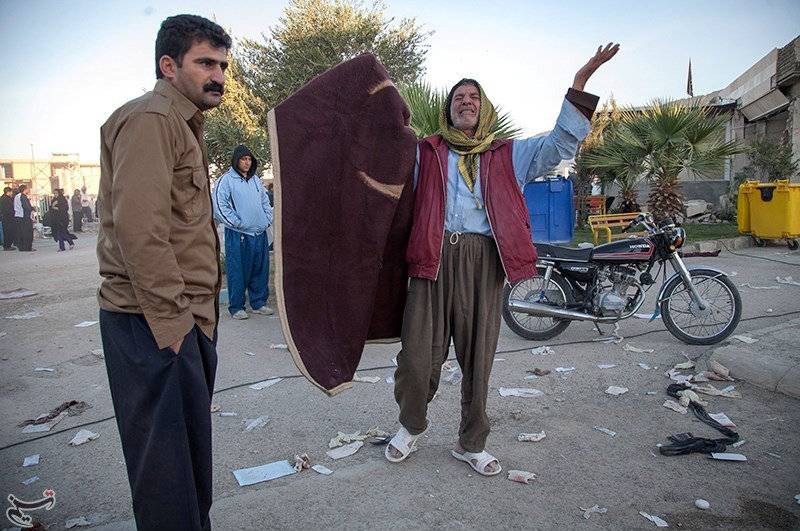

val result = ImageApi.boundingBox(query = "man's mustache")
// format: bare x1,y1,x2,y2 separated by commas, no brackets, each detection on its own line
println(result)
204,82,225,95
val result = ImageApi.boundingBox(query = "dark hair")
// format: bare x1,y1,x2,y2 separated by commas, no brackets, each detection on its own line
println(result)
155,14,232,79
18,184,27,193
444,78,481,127
3,187,10,193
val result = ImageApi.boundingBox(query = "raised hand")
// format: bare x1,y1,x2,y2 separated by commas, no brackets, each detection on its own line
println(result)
573,43,620,91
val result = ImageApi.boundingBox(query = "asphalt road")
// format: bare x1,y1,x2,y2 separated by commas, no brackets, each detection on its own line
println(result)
1,231,799,530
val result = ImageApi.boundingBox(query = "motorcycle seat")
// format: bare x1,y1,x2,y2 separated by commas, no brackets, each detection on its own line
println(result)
535,243,593,262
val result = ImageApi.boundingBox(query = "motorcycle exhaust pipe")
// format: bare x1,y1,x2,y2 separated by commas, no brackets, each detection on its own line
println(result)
508,299,615,323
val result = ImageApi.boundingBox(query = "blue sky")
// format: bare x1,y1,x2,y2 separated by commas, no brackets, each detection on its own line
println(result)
1,0,798,161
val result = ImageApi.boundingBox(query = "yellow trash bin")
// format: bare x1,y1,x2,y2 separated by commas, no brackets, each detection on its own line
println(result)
738,180,800,249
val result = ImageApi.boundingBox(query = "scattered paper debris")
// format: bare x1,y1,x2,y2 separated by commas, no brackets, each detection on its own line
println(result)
692,384,741,399
731,335,758,344
219,412,238,417
269,343,288,350
710,452,746,461
646,391,657,395
729,271,738,277
721,385,735,393
352,374,381,384
731,439,746,448
597,364,616,369
638,363,652,370
210,404,221,413
663,400,687,414
673,360,695,370
695,499,710,510
527,368,550,376
795,494,800,505
592,323,623,344
33,367,55,372
666,368,693,385
385,375,395,384
692,372,709,382
499,387,544,398
243,416,270,431
766,308,774,313
624,344,654,353
709,412,736,427
605,386,628,396
0,288,37,299
90,348,104,359
593,426,616,437
65,516,91,528
767,452,782,459
639,511,669,527
293,453,311,471
708,361,734,381
517,431,546,442
494,358,506,362
249,378,282,390
507,470,536,484
244,351,255,357
441,360,457,371
581,505,608,519
326,441,364,460
677,389,708,408
23,454,40,467
311,464,333,475
740,283,780,290
442,369,462,385
329,431,366,448
233,460,297,486
776,276,800,287
634,312,656,319
74,321,98,328
21,476,39,485
5,311,41,320
530,346,554,356
69,429,100,446
555,367,576,373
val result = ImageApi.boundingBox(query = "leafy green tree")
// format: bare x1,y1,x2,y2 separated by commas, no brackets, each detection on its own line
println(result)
398,81,522,139
238,0,430,133
583,100,742,220
743,138,799,182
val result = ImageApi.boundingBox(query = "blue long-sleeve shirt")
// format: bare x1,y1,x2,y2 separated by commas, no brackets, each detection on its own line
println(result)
212,167,273,236
414,97,592,236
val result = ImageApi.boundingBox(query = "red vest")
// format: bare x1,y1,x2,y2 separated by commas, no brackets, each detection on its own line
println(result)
406,135,538,284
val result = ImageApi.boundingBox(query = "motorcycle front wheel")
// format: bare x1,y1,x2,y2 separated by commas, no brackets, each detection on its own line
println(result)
502,273,574,341
660,268,742,345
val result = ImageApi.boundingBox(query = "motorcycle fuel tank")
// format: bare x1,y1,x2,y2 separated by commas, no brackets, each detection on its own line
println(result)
592,238,655,263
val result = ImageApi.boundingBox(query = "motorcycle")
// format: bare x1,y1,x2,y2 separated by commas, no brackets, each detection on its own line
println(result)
502,213,742,345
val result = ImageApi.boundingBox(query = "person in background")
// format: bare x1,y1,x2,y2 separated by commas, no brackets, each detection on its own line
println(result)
14,184,35,251
71,188,83,232
1,186,15,250
81,186,94,222
44,201,76,251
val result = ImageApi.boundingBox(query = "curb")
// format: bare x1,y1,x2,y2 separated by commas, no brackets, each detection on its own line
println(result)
684,235,752,254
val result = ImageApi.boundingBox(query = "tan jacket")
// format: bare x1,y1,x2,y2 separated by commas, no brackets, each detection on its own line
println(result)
97,80,220,348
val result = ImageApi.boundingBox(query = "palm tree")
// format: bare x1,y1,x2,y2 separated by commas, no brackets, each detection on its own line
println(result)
583,100,742,220
398,82,522,139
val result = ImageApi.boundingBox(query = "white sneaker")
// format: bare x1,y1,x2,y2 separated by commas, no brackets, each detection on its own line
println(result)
251,306,275,316
232,310,249,320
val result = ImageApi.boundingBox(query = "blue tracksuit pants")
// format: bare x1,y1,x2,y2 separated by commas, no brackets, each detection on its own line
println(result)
224,227,269,315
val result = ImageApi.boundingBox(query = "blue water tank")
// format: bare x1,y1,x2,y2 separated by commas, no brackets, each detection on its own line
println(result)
523,177,574,244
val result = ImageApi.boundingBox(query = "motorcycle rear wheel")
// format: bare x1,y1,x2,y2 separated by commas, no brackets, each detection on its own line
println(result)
502,273,574,341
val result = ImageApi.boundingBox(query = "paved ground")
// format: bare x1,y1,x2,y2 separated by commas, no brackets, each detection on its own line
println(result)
1,231,799,530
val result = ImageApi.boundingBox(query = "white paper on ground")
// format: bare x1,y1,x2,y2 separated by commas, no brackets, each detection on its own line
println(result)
530,346,554,355
593,426,616,437
74,321,98,328
638,363,652,370
21,476,39,485
597,364,616,369
249,378,282,390
581,505,608,519
5,311,41,320
22,411,68,433
65,516,91,528
311,464,333,475
731,334,758,344
0,288,37,299
623,344,654,353
233,460,297,486
352,374,381,383
639,511,669,527
69,429,100,446
710,452,747,461
243,416,270,431
663,400,687,414
23,454,40,467
605,386,628,396
507,470,536,484
517,431,546,442
709,412,736,427
740,283,780,290
33,367,55,372
555,367,576,373
776,276,800,287
326,441,364,460
499,387,544,398
269,343,288,349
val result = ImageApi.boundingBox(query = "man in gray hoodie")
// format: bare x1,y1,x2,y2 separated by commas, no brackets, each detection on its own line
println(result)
213,144,274,319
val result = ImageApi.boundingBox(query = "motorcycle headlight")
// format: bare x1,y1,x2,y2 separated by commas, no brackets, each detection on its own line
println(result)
669,228,685,251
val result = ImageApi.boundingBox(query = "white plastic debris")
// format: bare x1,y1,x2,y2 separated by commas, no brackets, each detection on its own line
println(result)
555,367,576,373
0,288,37,299
517,431,546,442
352,374,381,383
673,360,695,370
597,364,616,369
677,389,708,408
731,439,746,448
244,351,255,357
5,311,41,320
499,387,544,398
243,416,270,431
710,452,746,461
507,470,536,484
739,283,780,290
795,494,800,505
69,429,100,446
634,312,657,319
663,400,688,414
581,505,608,519
329,431,367,448
638,363,652,370
326,441,364,460
249,378,282,390
720,385,736,393
312,464,333,475
605,386,628,396
385,375,395,384
219,412,238,417
731,335,758,344
23,454,40,467
694,499,710,510
494,358,506,362
74,321,98,328
639,511,669,527
593,426,616,437
624,344,654,353
530,346,554,356
33,367,55,372
767,452,782,459
269,343,288,349
766,308,774,313
65,516,91,528
646,391,657,395
776,276,800,287
666,369,693,385
233,460,297,486
709,412,736,427
442,369,462,385
21,476,39,485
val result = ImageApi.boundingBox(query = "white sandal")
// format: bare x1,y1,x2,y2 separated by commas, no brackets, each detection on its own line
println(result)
385,426,424,463
451,449,502,476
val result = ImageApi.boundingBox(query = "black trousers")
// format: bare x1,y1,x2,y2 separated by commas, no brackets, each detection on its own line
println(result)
15,218,32,251
73,210,82,231
2,218,14,249
100,310,217,531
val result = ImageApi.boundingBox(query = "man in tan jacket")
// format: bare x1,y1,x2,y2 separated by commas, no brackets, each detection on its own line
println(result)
96,14,230,530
